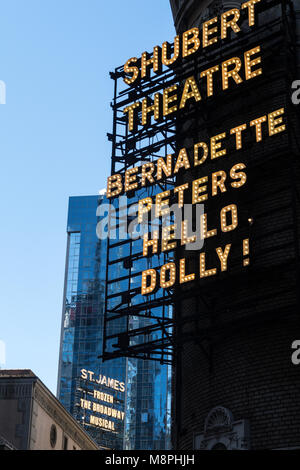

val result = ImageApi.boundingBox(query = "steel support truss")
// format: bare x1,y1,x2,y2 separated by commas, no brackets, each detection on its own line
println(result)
102,0,300,366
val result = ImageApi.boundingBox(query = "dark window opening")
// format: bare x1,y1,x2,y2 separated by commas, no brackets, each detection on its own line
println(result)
63,436,68,450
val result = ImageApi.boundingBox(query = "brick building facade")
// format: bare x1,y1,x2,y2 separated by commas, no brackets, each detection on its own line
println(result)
169,0,300,450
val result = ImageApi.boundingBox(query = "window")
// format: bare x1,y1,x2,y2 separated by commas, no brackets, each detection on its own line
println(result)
50,424,57,449
63,435,68,450
212,443,227,450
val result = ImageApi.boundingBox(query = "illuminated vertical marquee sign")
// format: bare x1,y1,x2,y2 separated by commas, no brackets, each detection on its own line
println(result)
103,0,297,363
77,369,125,433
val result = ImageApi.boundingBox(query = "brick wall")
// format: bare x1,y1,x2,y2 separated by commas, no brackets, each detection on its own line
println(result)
170,0,300,450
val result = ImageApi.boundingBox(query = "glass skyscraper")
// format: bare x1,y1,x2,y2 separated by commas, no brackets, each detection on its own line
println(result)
57,195,126,449
57,195,171,449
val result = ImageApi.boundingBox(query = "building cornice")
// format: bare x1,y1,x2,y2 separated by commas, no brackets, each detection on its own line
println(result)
170,1,244,32
170,0,213,32
33,380,99,450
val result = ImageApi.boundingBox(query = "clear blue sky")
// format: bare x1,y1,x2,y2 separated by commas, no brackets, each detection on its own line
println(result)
0,1,175,394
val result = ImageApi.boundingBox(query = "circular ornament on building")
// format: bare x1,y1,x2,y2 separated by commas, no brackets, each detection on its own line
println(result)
204,406,233,435
50,424,57,448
